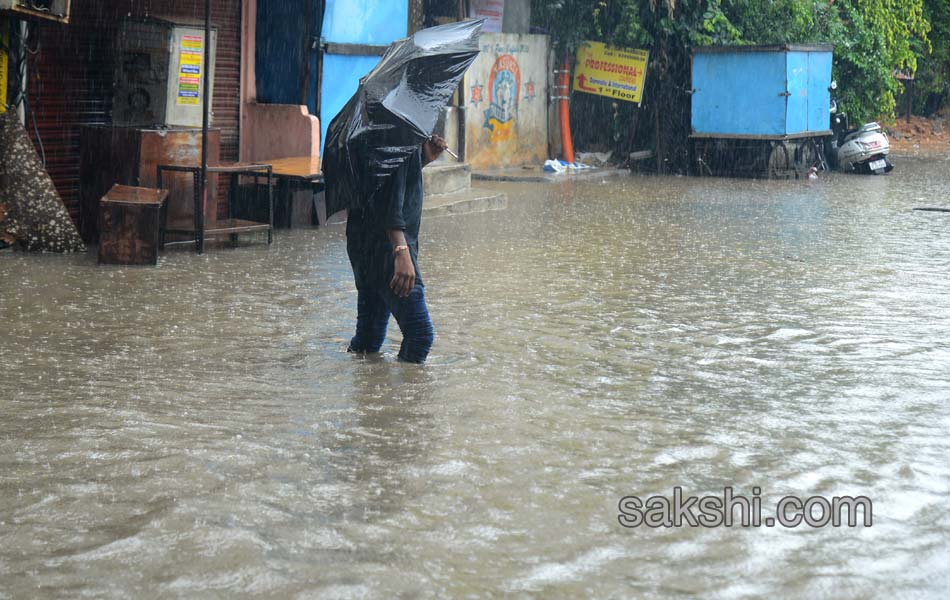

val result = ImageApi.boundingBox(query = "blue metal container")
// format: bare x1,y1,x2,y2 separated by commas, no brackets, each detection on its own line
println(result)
319,0,410,150
691,44,833,139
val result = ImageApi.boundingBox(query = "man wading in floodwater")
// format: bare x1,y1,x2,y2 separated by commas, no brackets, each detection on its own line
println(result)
345,135,447,363
322,21,482,362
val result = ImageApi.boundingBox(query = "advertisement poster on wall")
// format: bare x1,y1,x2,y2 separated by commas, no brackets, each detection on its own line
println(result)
573,41,649,105
469,0,504,33
177,35,204,106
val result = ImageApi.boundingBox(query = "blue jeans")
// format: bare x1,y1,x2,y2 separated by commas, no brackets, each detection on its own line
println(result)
348,285,435,363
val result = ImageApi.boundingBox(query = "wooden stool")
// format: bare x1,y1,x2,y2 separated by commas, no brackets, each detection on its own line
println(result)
98,184,169,265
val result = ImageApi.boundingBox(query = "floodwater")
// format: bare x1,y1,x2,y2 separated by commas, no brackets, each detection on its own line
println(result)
2,156,950,598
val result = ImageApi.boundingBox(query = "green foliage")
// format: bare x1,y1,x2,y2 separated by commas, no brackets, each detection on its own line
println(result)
836,0,931,120
531,0,940,126
914,0,950,114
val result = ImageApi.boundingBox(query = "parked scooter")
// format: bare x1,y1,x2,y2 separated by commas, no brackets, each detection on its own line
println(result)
827,82,894,174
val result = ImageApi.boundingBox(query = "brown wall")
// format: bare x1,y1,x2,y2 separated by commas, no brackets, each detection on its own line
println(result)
27,0,242,223
241,103,319,163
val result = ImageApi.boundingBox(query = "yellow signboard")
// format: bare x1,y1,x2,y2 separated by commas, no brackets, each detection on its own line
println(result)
573,42,649,105
0,19,9,114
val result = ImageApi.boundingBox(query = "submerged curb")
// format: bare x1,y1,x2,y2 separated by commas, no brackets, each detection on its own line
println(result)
472,167,630,184
423,188,508,217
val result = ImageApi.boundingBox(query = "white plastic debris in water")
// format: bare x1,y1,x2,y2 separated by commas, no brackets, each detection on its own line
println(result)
543,159,593,173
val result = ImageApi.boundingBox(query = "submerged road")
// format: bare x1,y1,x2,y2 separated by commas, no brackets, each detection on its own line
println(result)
2,155,949,597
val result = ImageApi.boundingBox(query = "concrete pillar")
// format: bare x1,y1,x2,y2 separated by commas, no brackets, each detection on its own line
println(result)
239,0,257,161
408,0,425,34
502,0,530,34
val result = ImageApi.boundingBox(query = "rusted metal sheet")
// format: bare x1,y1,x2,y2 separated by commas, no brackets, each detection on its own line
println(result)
138,128,221,231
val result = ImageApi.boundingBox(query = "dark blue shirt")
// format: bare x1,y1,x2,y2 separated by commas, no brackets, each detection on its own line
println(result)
346,148,424,290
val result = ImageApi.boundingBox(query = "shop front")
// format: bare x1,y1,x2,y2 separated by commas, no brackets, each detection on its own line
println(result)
9,0,244,228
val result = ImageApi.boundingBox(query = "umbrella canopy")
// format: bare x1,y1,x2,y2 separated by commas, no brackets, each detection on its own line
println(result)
323,19,484,217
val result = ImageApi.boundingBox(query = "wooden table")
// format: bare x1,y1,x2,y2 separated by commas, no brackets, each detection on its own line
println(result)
266,156,323,181
258,156,324,228
98,184,169,265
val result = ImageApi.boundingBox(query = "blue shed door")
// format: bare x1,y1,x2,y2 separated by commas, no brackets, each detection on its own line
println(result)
806,51,832,133
317,0,409,151
785,52,809,134
785,50,832,135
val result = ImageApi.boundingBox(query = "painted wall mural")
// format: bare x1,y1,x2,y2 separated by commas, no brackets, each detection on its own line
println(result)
464,34,549,170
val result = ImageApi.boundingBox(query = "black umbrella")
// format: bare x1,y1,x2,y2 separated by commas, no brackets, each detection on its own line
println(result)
323,19,484,217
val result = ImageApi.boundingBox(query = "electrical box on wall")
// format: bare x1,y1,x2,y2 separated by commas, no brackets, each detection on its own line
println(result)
0,0,70,24
113,17,217,128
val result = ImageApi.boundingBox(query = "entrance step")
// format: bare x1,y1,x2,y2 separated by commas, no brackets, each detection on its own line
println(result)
423,162,472,196
423,187,507,218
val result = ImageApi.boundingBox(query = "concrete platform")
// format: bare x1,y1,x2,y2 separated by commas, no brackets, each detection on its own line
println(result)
472,166,630,183
423,188,507,218
422,162,471,196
